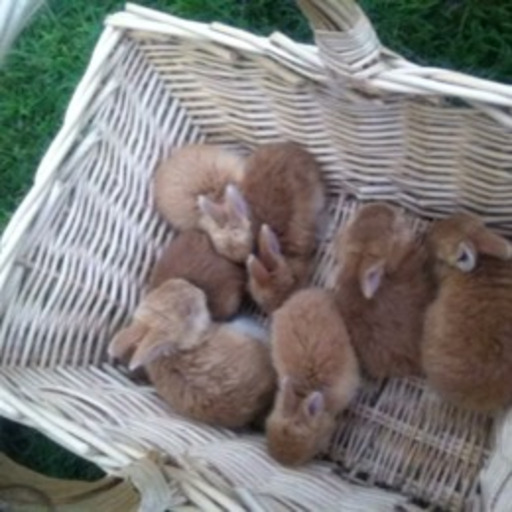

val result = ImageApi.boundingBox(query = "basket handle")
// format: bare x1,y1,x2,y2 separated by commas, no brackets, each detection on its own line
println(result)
296,0,386,79
296,0,512,124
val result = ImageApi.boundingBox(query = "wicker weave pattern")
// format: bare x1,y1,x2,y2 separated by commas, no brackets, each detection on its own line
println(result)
1,1,512,510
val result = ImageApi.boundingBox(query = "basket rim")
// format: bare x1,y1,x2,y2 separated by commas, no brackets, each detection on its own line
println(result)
105,2,512,115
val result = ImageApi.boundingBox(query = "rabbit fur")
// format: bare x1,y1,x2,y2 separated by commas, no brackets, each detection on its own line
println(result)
422,212,512,411
243,142,325,312
148,229,245,320
335,202,434,379
109,279,276,428
154,144,252,262
266,288,360,466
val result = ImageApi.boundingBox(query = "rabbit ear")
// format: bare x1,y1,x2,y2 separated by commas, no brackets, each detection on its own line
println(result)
455,241,477,272
303,391,325,418
247,254,271,285
260,224,281,256
258,224,282,271
129,330,173,370
225,184,249,223
360,260,384,299
198,195,227,226
108,323,147,360
474,228,512,261
280,376,298,414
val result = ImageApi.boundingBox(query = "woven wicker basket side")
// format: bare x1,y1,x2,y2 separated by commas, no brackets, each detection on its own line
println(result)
1,1,512,511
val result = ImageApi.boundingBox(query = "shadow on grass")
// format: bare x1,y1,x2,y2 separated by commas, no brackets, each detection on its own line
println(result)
0,417,104,481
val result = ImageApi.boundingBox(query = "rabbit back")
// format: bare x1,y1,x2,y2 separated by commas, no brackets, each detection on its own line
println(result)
336,241,432,379
242,142,324,258
154,145,246,229
148,230,245,320
422,257,512,410
271,288,359,412
147,324,275,427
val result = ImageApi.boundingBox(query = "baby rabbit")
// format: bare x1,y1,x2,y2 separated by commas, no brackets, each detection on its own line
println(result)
148,230,245,320
266,288,360,466
244,142,325,312
335,202,434,379
422,212,512,411
108,279,275,428
154,144,252,262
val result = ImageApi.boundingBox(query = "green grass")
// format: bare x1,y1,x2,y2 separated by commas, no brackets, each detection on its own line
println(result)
360,0,512,81
0,417,104,480
0,0,511,482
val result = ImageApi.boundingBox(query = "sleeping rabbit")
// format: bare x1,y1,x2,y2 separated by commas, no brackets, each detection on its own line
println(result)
335,202,434,379
422,212,512,411
109,279,275,428
266,288,360,466
154,144,252,263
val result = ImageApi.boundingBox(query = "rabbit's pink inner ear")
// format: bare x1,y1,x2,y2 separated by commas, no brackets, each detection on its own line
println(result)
197,195,226,226
304,391,325,417
247,254,271,284
258,224,282,271
108,323,147,360
360,261,384,299
474,228,512,261
225,184,249,222
260,224,281,256
455,241,476,272
129,331,172,370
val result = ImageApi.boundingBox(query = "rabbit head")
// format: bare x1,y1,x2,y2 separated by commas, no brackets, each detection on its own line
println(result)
337,203,413,299
198,184,253,263
108,279,211,370
266,377,334,466
247,224,295,313
428,212,512,273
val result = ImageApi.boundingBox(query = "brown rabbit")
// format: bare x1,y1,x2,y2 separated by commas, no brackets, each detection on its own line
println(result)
148,230,245,320
243,142,325,312
108,279,275,428
153,144,252,262
266,288,360,466
335,202,434,379
422,212,512,411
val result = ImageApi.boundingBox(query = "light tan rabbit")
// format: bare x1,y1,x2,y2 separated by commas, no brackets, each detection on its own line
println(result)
266,288,360,466
335,202,434,379
154,145,252,262
243,142,325,312
148,230,245,320
108,279,275,428
422,212,512,411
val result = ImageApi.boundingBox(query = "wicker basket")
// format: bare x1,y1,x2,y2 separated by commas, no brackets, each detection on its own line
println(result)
2,1,512,510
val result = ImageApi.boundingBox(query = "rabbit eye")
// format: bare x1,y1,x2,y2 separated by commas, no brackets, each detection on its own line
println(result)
457,251,469,263
455,242,476,272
